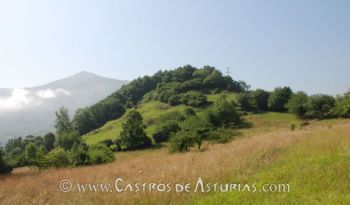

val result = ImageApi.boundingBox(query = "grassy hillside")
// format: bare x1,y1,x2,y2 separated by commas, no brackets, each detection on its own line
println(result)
2,114,350,204
83,93,238,145
83,101,189,145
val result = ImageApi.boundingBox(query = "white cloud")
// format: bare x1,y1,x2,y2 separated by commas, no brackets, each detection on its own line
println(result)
36,89,56,98
0,88,71,112
0,89,34,111
35,88,71,98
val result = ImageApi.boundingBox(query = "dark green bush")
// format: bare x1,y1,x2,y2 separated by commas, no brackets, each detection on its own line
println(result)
87,143,115,164
153,121,180,143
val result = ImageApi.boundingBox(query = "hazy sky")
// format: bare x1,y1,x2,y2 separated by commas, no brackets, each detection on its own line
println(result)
0,0,349,95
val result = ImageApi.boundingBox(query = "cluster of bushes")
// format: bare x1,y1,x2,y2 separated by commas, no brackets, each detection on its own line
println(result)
149,95,241,152
74,65,247,135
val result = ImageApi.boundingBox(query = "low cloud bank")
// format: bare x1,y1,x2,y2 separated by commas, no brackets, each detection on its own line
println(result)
0,88,71,112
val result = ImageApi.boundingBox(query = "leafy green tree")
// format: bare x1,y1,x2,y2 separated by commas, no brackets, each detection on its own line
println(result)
55,131,81,151
55,106,73,136
237,92,256,111
252,89,270,111
55,107,81,150
208,95,241,128
43,132,55,151
268,87,293,111
305,94,335,119
87,143,115,164
69,143,89,166
180,116,212,150
169,116,212,152
286,91,309,118
117,110,152,150
169,130,195,152
153,121,180,143
45,148,70,168
333,92,350,117
0,149,12,174
24,143,38,165
73,108,97,135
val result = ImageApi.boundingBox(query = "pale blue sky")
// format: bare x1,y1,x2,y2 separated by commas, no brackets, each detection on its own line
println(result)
0,0,349,95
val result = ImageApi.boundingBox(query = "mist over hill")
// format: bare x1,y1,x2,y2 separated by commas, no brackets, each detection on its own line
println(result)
0,71,128,145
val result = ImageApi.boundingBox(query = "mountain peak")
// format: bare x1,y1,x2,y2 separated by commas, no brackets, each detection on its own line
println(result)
74,70,98,77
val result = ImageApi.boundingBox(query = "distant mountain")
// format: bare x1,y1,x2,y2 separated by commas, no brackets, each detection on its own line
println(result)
0,71,128,145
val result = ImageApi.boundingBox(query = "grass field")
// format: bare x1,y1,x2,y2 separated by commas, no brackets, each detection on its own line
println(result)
1,112,350,204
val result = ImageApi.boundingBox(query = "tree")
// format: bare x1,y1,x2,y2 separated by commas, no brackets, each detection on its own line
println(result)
286,91,308,118
73,108,97,135
153,121,180,143
268,87,293,111
169,130,196,152
45,148,70,168
24,143,38,166
69,143,90,166
117,110,152,150
0,149,12,174
236,92,256,111
55,107,81,150
55,131,81,151
333,92,350,118
305,94,335,119
208,95,241,128
43,132,55,151
55,106,73,136
180,116,212,150
252,89,270,111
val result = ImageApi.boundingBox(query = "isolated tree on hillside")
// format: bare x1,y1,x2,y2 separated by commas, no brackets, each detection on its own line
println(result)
117,110,152,150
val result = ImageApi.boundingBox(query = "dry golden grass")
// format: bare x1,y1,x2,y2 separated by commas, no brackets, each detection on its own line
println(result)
1,118,350,205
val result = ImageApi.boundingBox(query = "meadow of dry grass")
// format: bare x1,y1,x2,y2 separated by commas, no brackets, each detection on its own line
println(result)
1,115,350,205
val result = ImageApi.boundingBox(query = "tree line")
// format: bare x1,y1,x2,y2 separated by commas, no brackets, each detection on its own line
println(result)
236,86,350,119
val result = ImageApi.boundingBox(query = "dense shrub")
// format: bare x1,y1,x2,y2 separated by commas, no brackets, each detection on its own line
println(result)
69,143,90,166
153,121,180,143
46,148,71,168
181,91,208,107
87,143,115,164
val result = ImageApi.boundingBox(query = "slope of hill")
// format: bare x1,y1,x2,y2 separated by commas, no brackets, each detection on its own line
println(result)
0,71,128,143
83,93,238,145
